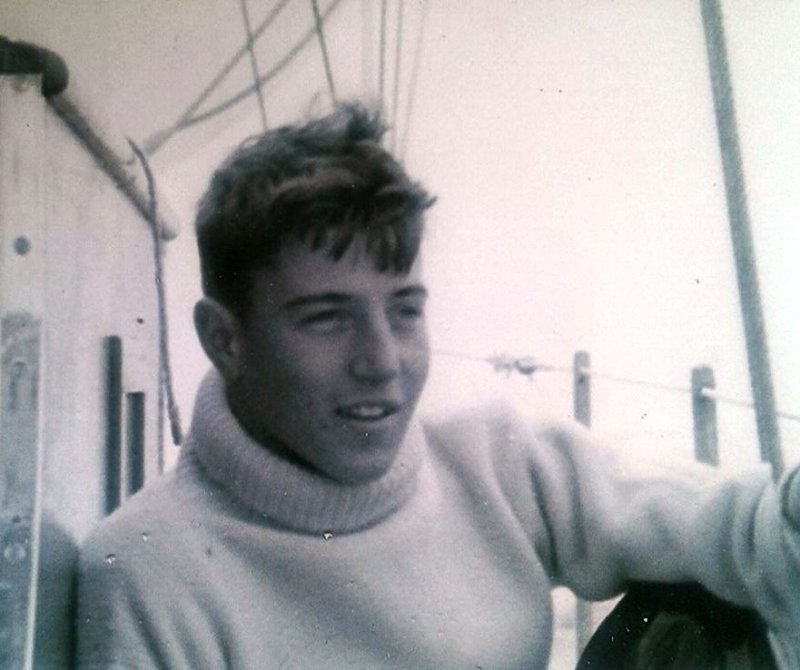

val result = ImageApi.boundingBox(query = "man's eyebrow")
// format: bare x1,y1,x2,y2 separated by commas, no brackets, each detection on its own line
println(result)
393,284,428,299
281,292,353,310
281,285,428,310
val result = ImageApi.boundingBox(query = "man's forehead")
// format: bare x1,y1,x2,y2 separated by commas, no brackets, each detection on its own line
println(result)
253,240,425,299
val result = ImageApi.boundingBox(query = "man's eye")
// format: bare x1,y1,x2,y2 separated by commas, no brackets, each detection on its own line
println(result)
392,303,425,325
299,311,350,333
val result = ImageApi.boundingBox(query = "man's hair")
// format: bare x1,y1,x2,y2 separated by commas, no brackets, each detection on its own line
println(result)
195,103,435,316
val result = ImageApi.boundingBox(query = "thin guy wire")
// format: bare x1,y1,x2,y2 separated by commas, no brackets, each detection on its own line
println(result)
390,0,404,153
182,0,346,129
435,349,800,426
435,349,800,425
311,0,337,103
579,367,692,396
433,349,800,422
378,0,387,107
399,0,430,161
701,387,800,423
239,0,269,131
361,0,373,96
433,349,571,374
142,0,292,156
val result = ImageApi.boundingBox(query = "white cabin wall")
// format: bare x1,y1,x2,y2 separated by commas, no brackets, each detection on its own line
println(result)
0,75,163,666
38,96,162,538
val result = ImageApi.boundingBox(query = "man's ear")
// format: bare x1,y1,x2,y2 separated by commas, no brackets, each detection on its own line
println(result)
194,298,243,381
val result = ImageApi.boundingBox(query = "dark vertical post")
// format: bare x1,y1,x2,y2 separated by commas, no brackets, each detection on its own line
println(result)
104,336,122,515
126,392,146,496
692,366,719,466
573,351,591,427
573,351,592,654
700,0,783,479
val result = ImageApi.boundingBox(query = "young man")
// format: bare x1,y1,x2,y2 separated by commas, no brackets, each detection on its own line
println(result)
77,104,800,668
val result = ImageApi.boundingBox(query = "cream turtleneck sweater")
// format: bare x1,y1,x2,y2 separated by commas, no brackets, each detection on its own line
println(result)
190,370,424,535
76,370,800,669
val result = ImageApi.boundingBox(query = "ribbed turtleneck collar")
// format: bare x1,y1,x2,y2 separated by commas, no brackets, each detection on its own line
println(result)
184,370,424,535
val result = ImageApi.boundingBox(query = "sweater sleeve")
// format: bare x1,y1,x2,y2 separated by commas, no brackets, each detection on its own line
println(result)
74,511,228,670
520,419,800,642
75,531,172,669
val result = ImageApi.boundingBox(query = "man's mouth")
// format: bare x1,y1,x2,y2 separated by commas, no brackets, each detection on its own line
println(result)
336,402,400,422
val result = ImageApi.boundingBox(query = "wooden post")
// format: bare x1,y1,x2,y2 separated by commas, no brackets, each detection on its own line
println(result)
574,351,591,427
104,337,123,515
700,0,783,479
692,366,719,466
573,351,593,654
126,392,146,497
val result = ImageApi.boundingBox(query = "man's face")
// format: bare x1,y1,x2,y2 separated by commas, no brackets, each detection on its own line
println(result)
227,239,430,485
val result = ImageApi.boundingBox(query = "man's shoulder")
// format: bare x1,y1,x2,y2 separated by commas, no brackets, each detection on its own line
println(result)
80,452,212,577
419,401,583,452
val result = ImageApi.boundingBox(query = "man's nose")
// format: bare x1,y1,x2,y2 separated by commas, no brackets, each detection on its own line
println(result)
349,316,401,384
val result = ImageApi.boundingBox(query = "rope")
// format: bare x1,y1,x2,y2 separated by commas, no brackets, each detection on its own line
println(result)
701,387,800,423
433,349,570,376
128,140,184,465
181,0,346,130
310,0,337,103
434,349,800,425
239,0,269,131
390,0,404,152
378,0,387,107
142,0,292,156
399,0,430,161
578,367,692,396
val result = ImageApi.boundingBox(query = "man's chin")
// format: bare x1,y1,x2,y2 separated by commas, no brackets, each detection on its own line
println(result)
322,445,400,486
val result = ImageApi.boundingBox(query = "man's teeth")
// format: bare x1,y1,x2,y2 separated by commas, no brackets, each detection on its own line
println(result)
341,405,391,419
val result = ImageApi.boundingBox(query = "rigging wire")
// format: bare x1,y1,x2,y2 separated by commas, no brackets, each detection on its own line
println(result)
378,0,388,108
142,0,292,156
239,0,269,131
180,0,346,130
434,348,800,424
310,0,337,103
127,140,184,468
390,0,404,153
399,0,430,161
578,367,692,396
701,388,800,424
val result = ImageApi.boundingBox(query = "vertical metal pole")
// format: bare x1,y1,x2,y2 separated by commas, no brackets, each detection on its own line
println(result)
104,336,123,515
573,351,592,654
692,366,719,466
126,392,145,497
700,0,783,479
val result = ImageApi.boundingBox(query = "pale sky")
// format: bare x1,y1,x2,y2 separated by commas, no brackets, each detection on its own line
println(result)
157,2,800,470
4,1,799,468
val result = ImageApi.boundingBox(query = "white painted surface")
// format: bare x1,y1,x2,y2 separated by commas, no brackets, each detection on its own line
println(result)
1,75,162,666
